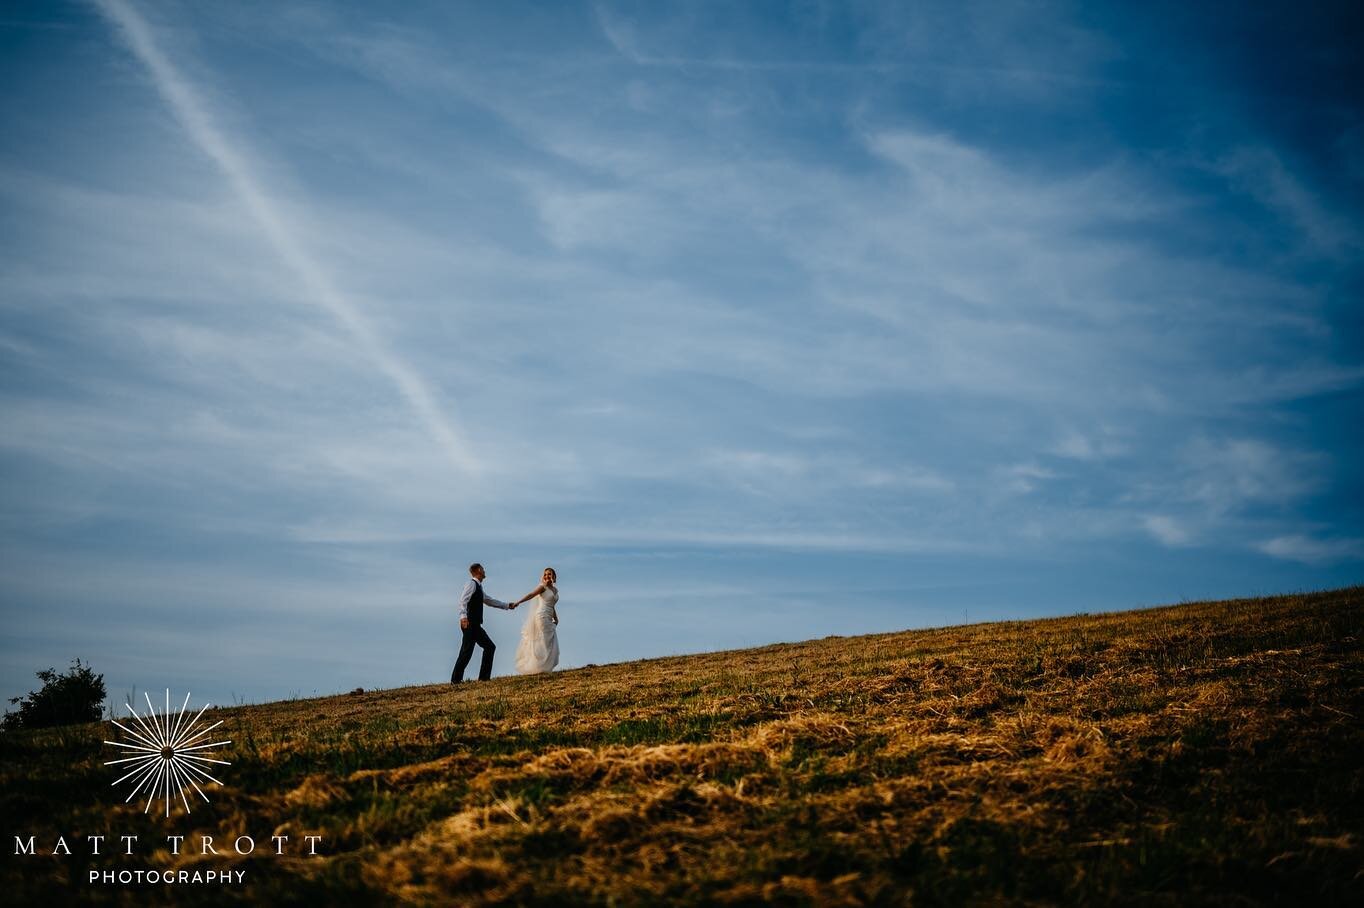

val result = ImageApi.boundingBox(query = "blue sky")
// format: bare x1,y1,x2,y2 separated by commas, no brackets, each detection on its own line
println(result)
1,0,1361,707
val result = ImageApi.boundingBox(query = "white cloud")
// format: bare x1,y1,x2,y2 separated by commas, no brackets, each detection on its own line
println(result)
854,467,955,494
1001,463,1057,496
1218,147,1363,259
1143,515,1191,547
1052,431,1096,460
1051,427,1128,461
91,0,479,474
1181,438,1324,512
1258,534,1364,565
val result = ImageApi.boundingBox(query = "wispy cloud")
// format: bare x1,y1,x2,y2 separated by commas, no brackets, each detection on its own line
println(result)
90,0,478,474
1143,515,1192,548
1179,438,1325,513
1258,534,1364,565
1218,146,1364,260
592,0,1118,90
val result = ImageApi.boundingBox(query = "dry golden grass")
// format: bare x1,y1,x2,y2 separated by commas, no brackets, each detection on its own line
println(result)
2,587,1361,905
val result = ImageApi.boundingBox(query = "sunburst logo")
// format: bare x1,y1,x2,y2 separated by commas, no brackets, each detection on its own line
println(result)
103,690,231,817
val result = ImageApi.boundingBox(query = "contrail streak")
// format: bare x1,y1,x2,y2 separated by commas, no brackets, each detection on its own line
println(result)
92,0,477,473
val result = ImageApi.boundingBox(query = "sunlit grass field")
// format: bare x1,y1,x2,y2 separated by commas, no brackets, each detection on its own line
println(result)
3,587,1361,905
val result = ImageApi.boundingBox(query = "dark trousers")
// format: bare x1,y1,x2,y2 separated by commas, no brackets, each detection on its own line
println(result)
451,624,496,682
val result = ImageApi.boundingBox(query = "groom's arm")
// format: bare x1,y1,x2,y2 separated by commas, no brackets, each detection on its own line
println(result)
484,594,512,610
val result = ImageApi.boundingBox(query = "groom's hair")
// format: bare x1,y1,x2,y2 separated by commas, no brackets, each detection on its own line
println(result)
469,563,483,574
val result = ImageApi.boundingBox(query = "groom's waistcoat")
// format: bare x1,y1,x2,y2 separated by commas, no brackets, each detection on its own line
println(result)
467,581,485,627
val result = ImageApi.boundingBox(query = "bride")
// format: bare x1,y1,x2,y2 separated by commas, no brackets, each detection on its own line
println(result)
511,567,560,675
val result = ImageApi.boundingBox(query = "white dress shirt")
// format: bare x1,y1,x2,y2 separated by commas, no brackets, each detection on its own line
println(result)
458,579,511,621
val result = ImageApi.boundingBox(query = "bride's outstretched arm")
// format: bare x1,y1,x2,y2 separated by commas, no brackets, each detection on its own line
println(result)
510,584,546,607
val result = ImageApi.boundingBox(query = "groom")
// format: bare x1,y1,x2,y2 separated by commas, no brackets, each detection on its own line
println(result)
451,563,517,683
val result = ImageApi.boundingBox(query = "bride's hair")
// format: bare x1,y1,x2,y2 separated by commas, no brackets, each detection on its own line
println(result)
543,567,557,583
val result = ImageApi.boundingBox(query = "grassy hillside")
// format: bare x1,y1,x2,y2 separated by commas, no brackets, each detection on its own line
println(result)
3,587,1362,905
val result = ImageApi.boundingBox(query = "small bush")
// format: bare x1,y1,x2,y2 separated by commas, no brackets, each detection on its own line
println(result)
2,659,106,731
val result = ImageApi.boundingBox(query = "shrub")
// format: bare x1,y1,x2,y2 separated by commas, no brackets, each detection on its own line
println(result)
2,659,106,731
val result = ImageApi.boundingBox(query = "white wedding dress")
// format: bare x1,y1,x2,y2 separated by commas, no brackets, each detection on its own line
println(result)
515,585,559,675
